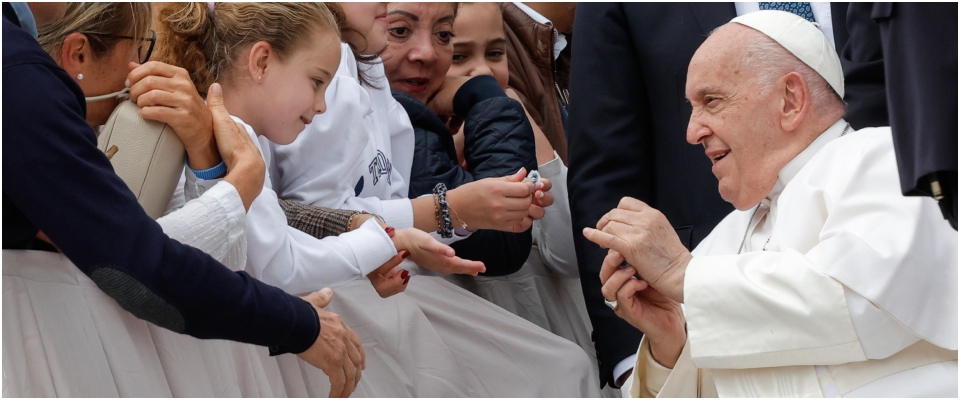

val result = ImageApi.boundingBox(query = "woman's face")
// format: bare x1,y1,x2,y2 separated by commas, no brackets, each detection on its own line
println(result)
338,2,388,54
448,2,508,89
75,36,141,127
381,2,457,104
242,29,342,145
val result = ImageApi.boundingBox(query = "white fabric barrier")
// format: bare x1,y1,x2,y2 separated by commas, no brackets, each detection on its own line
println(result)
420,245,620,397
2,249,600,397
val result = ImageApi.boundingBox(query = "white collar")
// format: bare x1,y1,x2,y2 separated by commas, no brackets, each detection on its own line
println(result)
768,118,850,201
513,2,550,24
512,2,567,60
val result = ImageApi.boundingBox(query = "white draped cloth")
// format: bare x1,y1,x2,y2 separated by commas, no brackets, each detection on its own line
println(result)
2,162,592,397
263,43,601,396
630,121,958,397
4,250,569,397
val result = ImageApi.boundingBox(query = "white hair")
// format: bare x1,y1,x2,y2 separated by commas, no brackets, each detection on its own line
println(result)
735,28,846,114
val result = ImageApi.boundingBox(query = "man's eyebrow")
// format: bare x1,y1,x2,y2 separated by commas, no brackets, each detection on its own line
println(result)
684,87,716,103
690,86,722,99
696,87,717,97
388,10,418,21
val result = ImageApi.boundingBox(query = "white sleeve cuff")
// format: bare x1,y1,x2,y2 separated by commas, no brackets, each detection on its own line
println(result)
637,338,672,396
537,151,563,176
342,217,398,276
614,353,639,385
184,161,223,197
378,198,415,229
157,180,247,270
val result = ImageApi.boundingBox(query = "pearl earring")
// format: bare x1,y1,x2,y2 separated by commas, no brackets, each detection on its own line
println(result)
77,73,84,80
258,75,262,81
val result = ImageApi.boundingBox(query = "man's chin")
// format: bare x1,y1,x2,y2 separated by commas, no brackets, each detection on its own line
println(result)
718,188,749,211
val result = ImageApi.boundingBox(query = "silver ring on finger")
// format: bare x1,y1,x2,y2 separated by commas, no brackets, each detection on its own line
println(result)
604,298,619,311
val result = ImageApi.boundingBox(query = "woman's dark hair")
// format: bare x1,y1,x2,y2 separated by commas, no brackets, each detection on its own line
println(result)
326,2,384,88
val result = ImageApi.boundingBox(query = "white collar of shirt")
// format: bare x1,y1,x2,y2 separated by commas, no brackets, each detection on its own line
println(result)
734,2,835,47
748,118,848,252
512,2,567,60
768,118,849,202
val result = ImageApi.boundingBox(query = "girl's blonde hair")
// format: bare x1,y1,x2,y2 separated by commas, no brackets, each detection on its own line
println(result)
38,2,153,61
154,2,340,96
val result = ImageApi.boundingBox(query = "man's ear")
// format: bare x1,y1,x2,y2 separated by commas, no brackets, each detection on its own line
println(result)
779,71,809,132
59,32,90,79
246,41,272,82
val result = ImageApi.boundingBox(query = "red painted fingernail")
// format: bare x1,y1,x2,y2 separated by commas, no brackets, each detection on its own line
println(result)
400,270,409,279
403,276,410,285
384,226,395,237
400,250,410,259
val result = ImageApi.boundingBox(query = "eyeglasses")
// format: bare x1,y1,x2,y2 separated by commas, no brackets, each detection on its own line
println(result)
92,29,156,64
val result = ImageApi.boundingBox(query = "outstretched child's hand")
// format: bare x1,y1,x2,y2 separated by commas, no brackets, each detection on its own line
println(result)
393,228,486,276
366,252,410,298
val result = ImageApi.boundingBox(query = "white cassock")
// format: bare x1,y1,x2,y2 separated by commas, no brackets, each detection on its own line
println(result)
259,43,600,397
629,119,958,398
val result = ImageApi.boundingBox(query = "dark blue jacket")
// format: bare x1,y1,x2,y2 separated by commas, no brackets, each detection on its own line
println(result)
394,75,537,276
1,11,317,355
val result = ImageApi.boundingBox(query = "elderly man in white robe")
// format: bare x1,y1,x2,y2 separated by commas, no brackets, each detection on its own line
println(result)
583,10,958,398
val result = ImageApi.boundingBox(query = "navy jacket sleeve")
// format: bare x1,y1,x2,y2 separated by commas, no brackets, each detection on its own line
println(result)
840,3,890,130
395,76,537,276
2,19,318,354
400,75,537,193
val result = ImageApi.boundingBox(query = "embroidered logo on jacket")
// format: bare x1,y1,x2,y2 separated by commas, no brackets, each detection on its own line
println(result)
368,150,393,186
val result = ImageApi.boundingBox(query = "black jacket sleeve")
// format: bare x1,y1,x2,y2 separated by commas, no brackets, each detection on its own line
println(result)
567,3,652,386
396,76,537,276
840,3,890,130
2,19,318,355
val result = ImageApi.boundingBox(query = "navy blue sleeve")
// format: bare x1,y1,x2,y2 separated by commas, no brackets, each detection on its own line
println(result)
396,76,536,276
453,76,536,275
2,25,318,354
452,75,507,117
460,84,537,181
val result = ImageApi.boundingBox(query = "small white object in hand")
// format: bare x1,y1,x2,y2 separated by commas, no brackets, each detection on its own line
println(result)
604,298,619,311
521,170,540,186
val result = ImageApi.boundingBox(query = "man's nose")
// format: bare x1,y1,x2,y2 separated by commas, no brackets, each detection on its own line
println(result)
686,117,711,145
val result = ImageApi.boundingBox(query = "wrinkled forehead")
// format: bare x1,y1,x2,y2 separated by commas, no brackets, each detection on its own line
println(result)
694,25,753,67
387,2,457,25
686,26,752,92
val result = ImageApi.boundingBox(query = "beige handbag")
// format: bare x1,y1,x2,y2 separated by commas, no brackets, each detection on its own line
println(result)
97,100,185,219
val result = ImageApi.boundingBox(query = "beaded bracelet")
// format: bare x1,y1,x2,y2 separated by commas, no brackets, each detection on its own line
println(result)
433,183,454,238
